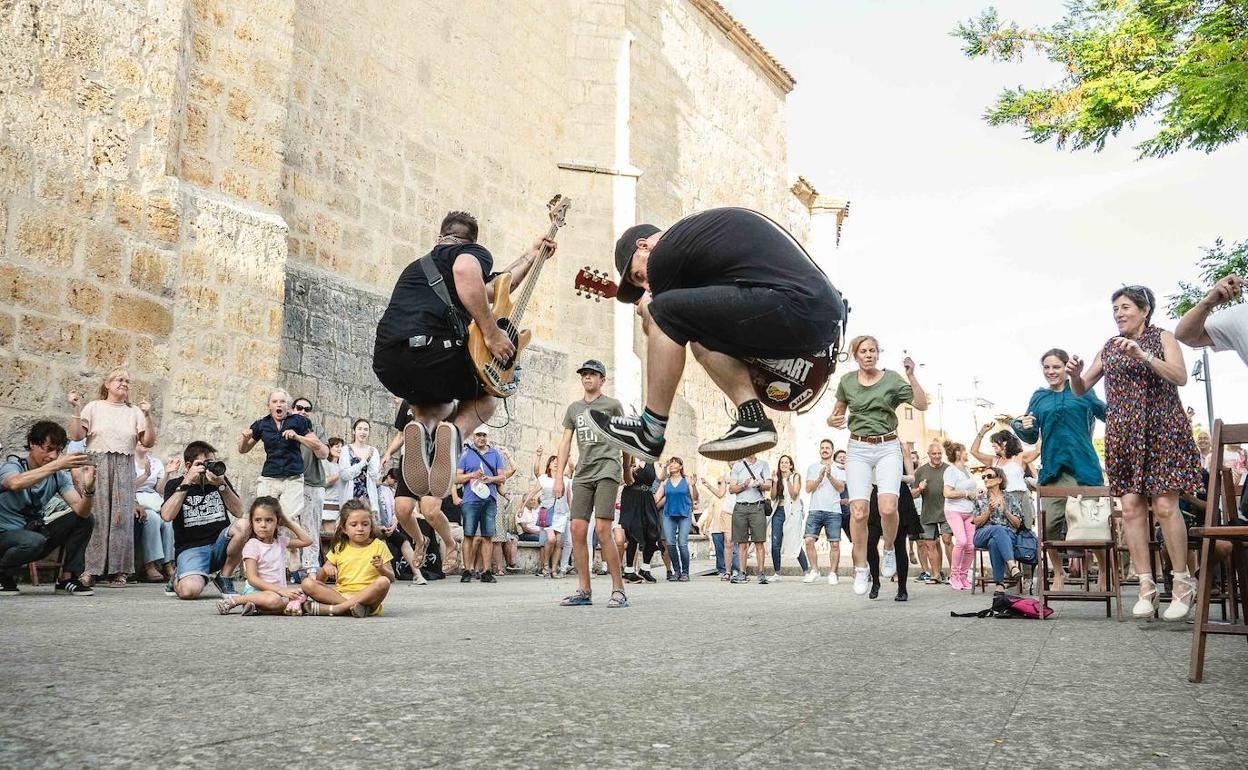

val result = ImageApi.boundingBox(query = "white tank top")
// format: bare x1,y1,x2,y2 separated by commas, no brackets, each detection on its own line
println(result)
995,458,1027,493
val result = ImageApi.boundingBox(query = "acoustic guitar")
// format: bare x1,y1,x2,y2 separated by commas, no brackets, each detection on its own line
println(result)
468,195,572,398
573,268,840,413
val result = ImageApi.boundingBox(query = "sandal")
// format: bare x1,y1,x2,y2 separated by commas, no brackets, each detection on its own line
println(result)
107,574,128,588
217,596,240,615
1162,572,1197,622
606,589,629,609
284,597,305,616
350,603,377,618
1132,574,1158,619
302,599,333,616
559,590,592,607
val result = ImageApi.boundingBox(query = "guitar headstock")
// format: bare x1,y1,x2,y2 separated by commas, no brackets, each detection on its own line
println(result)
574,267,617,302
547,194,572,228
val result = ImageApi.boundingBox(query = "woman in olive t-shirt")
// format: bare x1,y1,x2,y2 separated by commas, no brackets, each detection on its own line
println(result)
827,335,928,597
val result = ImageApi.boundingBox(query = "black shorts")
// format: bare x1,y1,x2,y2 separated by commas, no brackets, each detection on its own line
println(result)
373,339,483,406
648,285,843,358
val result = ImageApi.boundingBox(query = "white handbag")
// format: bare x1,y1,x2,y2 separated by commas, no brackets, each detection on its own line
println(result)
1064,495,1112,540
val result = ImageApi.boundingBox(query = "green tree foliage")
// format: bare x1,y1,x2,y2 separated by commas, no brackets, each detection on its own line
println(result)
1166,237,1248,317
954,1,1248,158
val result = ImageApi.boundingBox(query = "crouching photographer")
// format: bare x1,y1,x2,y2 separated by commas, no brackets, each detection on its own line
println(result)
161,441,248,599
0,421,97,596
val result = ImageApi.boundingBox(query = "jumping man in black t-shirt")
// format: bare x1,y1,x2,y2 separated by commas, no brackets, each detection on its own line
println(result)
373,211,554,567
589,207,846,463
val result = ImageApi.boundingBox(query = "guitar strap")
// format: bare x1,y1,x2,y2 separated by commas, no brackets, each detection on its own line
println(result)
418,252,468,345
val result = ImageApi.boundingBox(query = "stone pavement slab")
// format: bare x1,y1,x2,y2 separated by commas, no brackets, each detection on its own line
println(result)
0,566,1244,769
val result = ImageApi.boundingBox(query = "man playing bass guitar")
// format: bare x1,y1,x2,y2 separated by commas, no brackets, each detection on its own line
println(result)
373,211,556,565
589,207,846,463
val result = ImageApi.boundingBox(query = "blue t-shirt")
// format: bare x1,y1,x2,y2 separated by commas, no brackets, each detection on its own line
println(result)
249,414,312,478
662,477,692,519
458,446,505,503
0,459,73,532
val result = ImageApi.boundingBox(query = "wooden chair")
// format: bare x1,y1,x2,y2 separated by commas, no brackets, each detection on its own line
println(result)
1188,420,1248,683
972,547,991,593
1037,485,1122,620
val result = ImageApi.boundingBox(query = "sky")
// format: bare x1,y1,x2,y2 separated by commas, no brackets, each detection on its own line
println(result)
719,0,1248,438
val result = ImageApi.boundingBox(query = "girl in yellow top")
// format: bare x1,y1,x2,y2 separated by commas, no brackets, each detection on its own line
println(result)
301,499,394,617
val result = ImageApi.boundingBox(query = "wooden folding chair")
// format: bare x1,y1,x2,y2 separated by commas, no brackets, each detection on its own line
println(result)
1188,420,1248,683
1037,485,1122,620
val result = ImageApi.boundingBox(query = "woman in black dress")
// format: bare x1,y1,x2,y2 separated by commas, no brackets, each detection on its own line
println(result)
620,460,663,583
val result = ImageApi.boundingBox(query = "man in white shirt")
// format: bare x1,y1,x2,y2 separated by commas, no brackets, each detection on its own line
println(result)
1176,275,1248,364
729,454,771,584
803,439,847,585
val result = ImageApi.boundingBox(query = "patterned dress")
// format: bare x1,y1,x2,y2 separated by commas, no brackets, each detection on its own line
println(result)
1102,325,1201,496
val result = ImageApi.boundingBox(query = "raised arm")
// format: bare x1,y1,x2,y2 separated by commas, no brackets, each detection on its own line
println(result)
969,424,996,467
489,236,557,292
1066,350,1103,396
902,357,928,410
1175,276,1242,348
237,428,257,455
137,402,157,448
66,392,85,440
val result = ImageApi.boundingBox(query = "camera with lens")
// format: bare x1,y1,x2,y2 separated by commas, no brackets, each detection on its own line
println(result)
202,459,227,476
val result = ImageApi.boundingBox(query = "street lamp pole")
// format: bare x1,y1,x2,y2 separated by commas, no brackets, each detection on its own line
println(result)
1196,348,1214,426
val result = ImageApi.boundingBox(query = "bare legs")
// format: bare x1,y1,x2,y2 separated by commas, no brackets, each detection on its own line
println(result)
850,495,898,568
300,575,391,615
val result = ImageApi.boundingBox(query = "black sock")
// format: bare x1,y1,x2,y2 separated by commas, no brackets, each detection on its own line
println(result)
641,408,668,440
736,399,765,423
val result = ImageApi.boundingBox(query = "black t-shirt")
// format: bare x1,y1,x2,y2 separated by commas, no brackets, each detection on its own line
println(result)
163,477,231,555
647,207,834,302
375,243,494,347
394,400,414,431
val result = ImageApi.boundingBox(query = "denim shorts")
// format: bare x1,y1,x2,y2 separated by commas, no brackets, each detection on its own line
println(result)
461,498,497,538
174,527,231,580
805,509,842,540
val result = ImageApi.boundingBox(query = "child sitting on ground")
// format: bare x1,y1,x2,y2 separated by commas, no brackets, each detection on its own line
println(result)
218,496,313,616
301,498,394,617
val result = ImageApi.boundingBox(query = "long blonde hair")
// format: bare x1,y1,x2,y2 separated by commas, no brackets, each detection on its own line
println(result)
97,367,130,401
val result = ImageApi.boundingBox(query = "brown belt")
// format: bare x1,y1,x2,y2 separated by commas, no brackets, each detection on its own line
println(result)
850,432,898,444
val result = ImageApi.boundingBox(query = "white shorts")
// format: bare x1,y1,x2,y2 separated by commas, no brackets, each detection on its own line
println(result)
846,439,902,502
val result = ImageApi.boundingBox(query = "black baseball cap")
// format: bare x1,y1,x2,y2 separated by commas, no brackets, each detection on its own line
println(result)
613,224,660,304
577,359,607,378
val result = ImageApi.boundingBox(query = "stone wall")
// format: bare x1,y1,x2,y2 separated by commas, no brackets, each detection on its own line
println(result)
2,0,829,491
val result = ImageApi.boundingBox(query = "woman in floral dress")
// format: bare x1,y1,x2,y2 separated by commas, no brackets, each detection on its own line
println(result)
1068,286,1201,621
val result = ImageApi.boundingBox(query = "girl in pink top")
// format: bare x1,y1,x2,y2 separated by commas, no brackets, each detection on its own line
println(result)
218,497,313,616
67,367,158,588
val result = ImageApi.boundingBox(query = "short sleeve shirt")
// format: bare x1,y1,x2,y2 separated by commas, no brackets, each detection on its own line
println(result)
242,535,291,589
80,400,145,454
731,459,770,503
1205,303,1248,367
943,465,977,514
563,396,625,483
375,243,494,346
458,445,505,503
163,476,232,554
806,462,840,512
327,538,393,595
249,414,312,478
913,462,949,525
835,369,914,436
0,459,73,532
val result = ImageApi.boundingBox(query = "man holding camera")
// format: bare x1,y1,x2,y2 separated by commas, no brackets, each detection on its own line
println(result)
0,421,97,596
161,441,247,598
238,388,326,539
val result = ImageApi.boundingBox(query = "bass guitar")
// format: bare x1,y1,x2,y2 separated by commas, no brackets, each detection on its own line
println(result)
468,195,572,398
573,268,840,413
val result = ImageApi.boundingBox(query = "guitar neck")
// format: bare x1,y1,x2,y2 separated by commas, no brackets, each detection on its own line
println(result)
508,219,561,326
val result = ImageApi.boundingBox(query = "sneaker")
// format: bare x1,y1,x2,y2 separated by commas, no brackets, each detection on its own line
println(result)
882,549,897,579
802,570,819,584
852,567,870,596
565,567,578,576
427,422,461,498
401,422,432,497
769,573,782,582
164,579,176,596
460,570,473,583
55,578,94,596
479,571,496,583
412,572,428,586
212,575,236,595
0,573,20,596
666,570,677,582
729,571,744,584
678,572,690,582
639,569,656,584
827,572,839,586
587,411,665,462
696,417,778,463
623,571,643,584
917,571,931,583
869,582,880,600
595,565,609,576
758,574,770,585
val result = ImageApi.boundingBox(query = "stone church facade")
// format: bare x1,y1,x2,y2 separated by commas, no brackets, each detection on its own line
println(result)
1,0,847,487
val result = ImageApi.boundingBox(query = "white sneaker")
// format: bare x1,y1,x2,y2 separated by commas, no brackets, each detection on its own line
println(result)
852,567,870,595
802,570,819,584
770,573,783,582
827,572,839,586
882,549,897,579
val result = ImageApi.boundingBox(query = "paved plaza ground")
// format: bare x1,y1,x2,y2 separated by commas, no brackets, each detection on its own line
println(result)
1,561,1244,769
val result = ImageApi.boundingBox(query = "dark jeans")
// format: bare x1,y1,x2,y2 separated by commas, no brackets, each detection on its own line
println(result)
770,506,809,573
711,532,739,574
0,514,94,577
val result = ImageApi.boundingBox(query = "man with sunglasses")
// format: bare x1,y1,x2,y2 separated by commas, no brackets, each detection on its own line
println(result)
292,397,330,579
